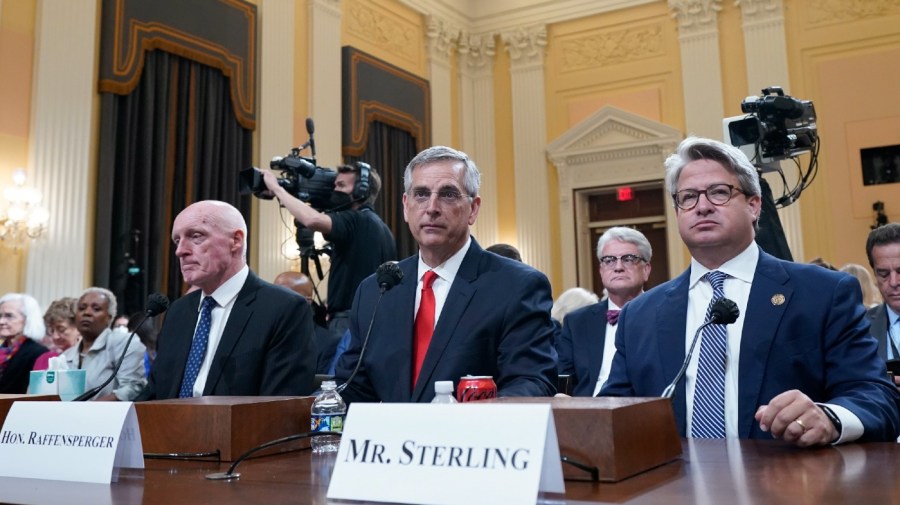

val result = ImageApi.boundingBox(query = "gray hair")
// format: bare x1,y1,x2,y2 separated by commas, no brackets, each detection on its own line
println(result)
80,287,118,320
664,136,762,200
0,293,46,342
596,227,653,262
551,287,599,323
403,146,481,197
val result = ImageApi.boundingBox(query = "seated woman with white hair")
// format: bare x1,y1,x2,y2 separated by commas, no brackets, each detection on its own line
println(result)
0,293,50,393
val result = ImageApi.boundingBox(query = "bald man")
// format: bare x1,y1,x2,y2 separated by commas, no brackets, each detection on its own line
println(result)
274,271,338,373
139,200,317,399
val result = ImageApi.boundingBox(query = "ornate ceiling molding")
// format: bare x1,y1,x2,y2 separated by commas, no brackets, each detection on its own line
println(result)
668,0,722,35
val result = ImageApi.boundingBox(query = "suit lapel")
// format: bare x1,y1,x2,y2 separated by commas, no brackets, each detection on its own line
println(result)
585,301,609,387
203,273,258,395
868,305,888,359
736,251,791,437
165,292,202,398
657,270,690,427
411,242,481,401
389,259,418,400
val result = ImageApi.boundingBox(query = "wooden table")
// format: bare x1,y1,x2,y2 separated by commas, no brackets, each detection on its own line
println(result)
3,439,899,504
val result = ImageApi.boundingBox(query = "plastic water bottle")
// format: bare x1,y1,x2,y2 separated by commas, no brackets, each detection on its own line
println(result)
310,380,346,454
431,380,458,403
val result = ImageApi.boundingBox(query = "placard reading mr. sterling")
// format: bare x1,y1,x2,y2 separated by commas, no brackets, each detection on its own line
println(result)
327,403,564,505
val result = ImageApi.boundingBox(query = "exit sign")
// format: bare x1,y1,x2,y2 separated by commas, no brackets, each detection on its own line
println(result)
617,186,634,201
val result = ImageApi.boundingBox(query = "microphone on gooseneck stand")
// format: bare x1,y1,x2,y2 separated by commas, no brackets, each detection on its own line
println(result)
73,293,170,402
336,261,403,394
660,298,740,399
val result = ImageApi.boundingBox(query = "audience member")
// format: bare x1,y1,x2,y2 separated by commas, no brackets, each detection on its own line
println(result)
128,311,160,379
274,270,338,373
602,136,899,446
864,223,900,390
840,263,883,309
32,297,81,371
809,256,837,271
72,287,146,401
335,146,558,402
112,314,129,331
486,243,523,262
559,227,651,397
0,293,49,393
140,200,316,399
551,288,599,325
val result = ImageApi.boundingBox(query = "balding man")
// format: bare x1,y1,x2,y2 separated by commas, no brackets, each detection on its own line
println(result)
139,201,316,399
274,271,337,373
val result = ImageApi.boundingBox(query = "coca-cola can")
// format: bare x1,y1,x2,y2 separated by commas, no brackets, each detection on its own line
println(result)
456,375,497,402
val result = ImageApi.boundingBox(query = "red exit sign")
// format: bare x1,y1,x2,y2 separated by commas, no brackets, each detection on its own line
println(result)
617,186,634,201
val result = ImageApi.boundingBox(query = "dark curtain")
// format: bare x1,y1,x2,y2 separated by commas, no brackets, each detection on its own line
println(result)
94,50,252,315
346,121,418,259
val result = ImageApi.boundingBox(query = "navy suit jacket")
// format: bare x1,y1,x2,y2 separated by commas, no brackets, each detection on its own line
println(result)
140,271,317,399
335,239,558,403
557,300,609,397
866,304,891,360
601,249,900,441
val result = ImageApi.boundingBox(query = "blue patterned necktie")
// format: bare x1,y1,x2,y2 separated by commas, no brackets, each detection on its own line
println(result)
179,296,218,398
691,271,729,438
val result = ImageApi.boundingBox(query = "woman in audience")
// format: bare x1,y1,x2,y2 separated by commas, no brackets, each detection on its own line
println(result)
840,263,883,308
32,297,81,371
0,293,49,393
551,287,599,325
73,287,146,401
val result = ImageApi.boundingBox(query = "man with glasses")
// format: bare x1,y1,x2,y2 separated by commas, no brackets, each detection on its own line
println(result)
334,146,558,402
558,227,651,396
601,136,899,446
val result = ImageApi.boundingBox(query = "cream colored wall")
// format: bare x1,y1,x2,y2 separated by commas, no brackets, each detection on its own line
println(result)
0,0,36,295
341,0,428,78
786,0,900,269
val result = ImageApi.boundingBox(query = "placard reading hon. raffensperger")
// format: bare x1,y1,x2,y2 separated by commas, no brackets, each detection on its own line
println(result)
327,403,564,505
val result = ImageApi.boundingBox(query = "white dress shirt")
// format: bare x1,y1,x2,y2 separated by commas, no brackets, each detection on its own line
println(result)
414,237,472,327
593,300,621,396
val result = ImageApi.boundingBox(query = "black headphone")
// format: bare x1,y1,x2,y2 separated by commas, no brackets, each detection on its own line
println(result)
352,162,371,202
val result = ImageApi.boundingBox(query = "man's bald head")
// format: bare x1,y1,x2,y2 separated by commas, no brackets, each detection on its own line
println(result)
274,271,313,301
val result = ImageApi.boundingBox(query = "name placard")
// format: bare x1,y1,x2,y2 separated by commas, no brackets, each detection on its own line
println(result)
327,403,564,505
0,402,143,483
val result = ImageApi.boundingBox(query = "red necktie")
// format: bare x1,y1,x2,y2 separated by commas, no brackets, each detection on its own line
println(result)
412,270,439,387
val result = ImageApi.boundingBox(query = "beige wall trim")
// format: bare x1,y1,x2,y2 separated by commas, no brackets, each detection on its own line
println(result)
25,0,98,308
425,15,459,147
547,106,683,290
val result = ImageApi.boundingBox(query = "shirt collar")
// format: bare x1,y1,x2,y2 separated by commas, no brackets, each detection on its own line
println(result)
417,236,471,284
689,242,759,289
201,265,249,310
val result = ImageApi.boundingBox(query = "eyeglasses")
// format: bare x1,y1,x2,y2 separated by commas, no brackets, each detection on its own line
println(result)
409,188,468,206
599,254,645,268
672,183,748,210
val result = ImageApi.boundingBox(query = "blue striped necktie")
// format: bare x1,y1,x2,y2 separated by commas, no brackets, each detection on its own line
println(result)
691,271,729,438
179,296,217,398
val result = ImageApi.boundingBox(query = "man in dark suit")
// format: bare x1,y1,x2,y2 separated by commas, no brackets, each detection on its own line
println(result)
139,200,316,400
602,137,899,446
558,227,651,397
335,146,557,403
865,222,900,390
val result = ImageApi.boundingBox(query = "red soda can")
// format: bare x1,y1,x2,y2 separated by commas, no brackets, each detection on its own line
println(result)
456,375,497,402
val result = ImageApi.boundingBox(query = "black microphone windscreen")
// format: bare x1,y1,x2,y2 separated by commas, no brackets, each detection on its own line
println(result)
710,298,739,324
146,293,170,316
306,117,315,134
376,261,403,291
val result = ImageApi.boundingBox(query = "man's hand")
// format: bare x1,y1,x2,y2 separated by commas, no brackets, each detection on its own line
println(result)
256,167,280,198
754,389,838,447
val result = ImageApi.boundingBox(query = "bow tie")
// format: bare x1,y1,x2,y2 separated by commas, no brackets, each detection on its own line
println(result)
606,309,620,325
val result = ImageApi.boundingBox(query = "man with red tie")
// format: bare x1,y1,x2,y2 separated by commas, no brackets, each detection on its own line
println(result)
334,146,558,402
557,227,651,397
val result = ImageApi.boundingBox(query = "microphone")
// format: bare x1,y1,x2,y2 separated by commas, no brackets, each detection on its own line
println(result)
336,262,403,394
305,117,316,159
660,298,739,399
74,293,169,401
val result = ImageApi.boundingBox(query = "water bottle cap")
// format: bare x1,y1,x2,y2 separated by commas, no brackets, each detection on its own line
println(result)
321,380,337,390
434,381,454,394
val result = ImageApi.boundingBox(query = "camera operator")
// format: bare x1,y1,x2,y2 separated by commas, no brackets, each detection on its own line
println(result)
258,163,397,342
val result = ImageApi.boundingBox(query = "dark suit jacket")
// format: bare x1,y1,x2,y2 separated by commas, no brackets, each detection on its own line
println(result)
557,300,609,397
0,338,48,394
601,249,900,441
335,239,558,403
866,304,891,359
140,271,316,399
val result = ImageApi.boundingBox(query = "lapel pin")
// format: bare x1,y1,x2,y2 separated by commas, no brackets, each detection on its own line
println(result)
771,294,785,306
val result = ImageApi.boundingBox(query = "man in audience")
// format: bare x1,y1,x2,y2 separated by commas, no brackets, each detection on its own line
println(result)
558,227,651,396
335,146,557,402
602,137,899,446
139,200,316,399
865,222,900,390
486,243,522,262
274,270,337,373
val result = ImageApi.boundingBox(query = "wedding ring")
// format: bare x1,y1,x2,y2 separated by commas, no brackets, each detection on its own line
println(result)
794,418,808,431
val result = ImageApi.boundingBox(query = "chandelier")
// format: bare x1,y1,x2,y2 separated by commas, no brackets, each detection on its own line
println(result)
0,169,49,249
